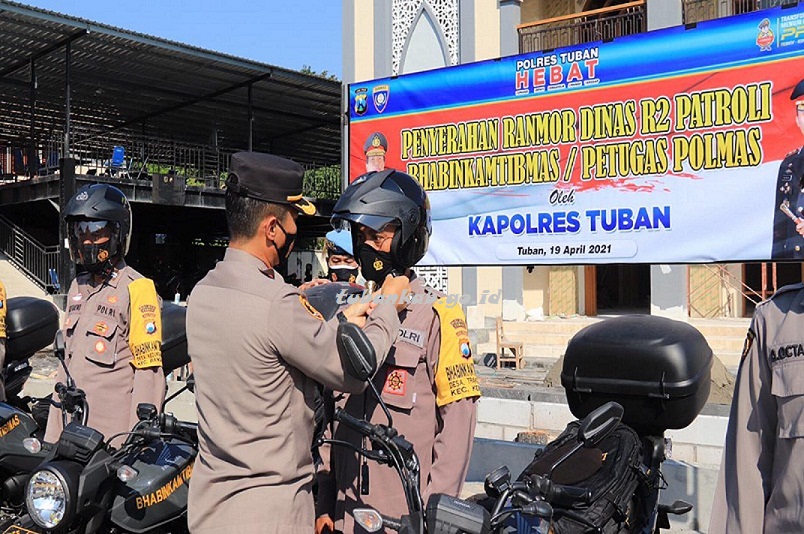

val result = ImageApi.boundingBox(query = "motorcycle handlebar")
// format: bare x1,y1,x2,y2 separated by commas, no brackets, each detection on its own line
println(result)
334,408,376,438
528,474,591,507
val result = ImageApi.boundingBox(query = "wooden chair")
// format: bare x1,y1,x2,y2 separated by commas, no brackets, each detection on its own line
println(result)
496,317,524,370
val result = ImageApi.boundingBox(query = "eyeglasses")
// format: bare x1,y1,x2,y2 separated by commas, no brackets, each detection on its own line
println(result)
357,226,396,248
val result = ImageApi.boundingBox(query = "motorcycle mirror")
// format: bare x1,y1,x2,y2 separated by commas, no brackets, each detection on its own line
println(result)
53,330,66,362
337,322,377,381
53,330,76,390
578,401,624,448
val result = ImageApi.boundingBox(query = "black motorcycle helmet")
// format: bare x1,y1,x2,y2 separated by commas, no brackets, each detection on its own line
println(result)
331,169,431,269
64,184,132,272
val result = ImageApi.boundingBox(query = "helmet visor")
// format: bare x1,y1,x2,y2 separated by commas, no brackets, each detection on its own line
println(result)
331,213,396,233
67,220,120,266
70,220,115,244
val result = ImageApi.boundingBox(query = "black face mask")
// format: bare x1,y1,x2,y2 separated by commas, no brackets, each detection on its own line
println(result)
328,266,359,283
357,243,397,285
274,219,296,261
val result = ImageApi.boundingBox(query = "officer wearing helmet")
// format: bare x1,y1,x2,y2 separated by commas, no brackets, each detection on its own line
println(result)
44,184,164,447
186,152,408,533
316,169,480,534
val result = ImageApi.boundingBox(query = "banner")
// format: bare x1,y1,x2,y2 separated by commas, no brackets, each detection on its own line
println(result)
348,5,804,265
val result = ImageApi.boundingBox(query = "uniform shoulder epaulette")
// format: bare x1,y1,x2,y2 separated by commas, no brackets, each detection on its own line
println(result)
423,284,446,299
785,146,804,158
759,282,804,308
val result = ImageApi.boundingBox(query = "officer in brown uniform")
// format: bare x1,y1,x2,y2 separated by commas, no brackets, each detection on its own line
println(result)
772,79,804,259
0,279,7,402
186,152,408,534
710,282,804,532
317,169,480,534
44,184,164,446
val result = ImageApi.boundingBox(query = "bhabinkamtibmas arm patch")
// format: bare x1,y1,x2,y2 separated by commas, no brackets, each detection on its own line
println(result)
433,298,481,407
128,278,162,369
0,282,6,339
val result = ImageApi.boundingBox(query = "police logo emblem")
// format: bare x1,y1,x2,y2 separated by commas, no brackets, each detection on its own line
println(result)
373,259,384,270
372,85,389,113
383,368,407,396
145,322,157,334
299,295,324,321
97,249,109,262
460,342,472,359
94,322,109,336
354,88,368,116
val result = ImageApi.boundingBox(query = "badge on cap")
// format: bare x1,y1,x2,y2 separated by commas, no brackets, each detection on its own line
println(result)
374,259,384,270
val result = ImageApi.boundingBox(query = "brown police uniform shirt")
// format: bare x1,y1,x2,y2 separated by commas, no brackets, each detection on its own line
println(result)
0,280,7,402
44,263,165,447
710,282,804,533
185,248,400,534
317,276,479,534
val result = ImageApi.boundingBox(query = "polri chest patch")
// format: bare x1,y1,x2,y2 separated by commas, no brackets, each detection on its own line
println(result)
398,328,424,348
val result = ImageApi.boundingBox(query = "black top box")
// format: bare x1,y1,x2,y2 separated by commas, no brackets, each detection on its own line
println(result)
561,315,713,435
6,296,60,362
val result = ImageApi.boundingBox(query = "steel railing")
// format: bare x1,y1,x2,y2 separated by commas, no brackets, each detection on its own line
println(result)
688,264,764,318
0,216,60,292
518,0,646,54
683,0,798,24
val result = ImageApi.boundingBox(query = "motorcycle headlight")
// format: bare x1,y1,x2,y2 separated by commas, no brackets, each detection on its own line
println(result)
26,467,74,529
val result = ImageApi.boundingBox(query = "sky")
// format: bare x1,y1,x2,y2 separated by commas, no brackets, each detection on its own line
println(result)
18,0,343,78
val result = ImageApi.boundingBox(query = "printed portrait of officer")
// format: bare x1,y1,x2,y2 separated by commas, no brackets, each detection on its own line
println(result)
363,132,388,173
771,78,804,259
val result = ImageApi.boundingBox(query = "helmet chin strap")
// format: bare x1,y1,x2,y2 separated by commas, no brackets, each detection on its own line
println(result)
85,255,119,281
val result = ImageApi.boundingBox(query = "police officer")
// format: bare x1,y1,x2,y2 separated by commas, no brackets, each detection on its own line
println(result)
364,132,388,173
44,184,164,446
710,282,804,532
0,279,7,402
185,152,408,533
317,169,480,534
325,228,360,283
772,78,804,259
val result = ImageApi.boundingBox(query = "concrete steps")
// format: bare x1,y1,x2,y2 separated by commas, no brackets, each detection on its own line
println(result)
475,316,750,369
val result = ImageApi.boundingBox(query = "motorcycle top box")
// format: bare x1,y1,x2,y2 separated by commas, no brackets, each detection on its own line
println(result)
561,315,713,435
6,297,59,362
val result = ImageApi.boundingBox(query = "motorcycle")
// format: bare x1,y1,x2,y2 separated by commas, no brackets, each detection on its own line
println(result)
2,301,195,534
323,313,712,534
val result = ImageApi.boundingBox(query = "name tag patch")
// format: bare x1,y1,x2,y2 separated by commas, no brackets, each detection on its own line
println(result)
770,342,804,364
398,328,424,348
